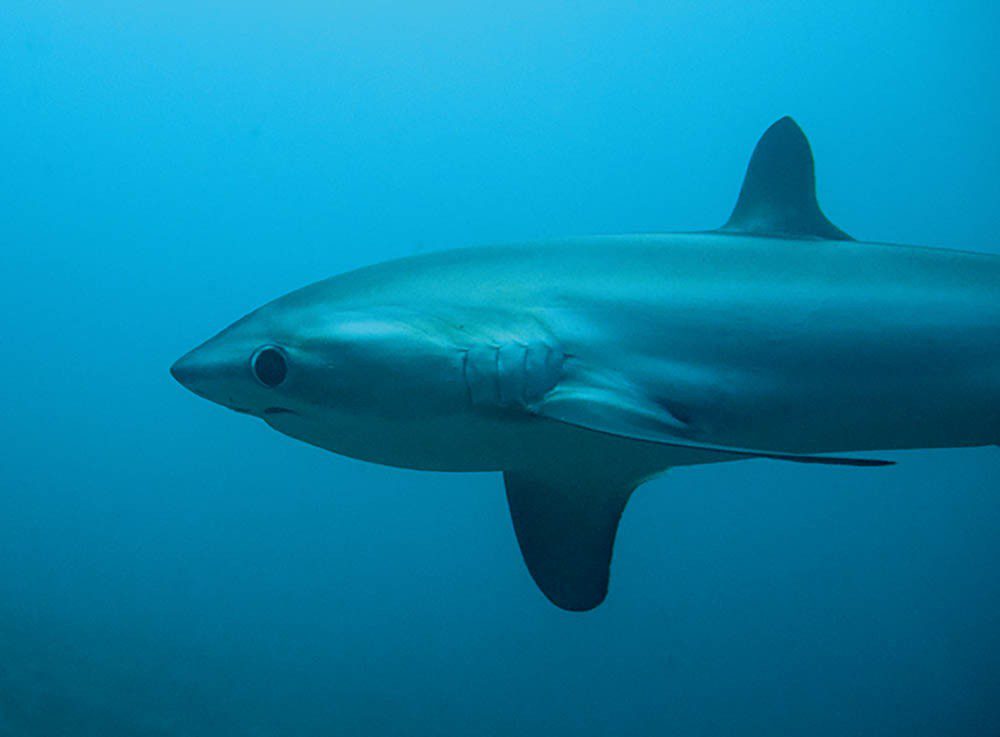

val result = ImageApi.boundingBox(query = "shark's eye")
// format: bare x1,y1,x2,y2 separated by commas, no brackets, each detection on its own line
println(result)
251,346,287,388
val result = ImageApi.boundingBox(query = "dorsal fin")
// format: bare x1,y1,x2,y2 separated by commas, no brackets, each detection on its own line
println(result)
718,117,853,241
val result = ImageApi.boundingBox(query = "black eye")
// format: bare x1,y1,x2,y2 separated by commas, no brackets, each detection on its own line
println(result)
251,346,287,388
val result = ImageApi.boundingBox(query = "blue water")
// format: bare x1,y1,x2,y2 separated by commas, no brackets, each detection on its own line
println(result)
3,2,1000,735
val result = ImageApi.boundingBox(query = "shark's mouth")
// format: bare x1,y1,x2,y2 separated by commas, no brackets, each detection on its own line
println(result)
262,407,296,416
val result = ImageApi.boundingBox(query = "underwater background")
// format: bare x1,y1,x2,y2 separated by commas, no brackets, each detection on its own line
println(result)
2,2,999,735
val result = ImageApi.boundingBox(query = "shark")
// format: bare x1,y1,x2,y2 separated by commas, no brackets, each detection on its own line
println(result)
171,117,1000,611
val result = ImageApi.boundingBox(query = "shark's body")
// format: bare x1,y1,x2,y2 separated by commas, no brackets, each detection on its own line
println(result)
172,118,1000,610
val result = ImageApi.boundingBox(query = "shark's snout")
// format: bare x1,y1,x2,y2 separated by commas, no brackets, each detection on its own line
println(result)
169,345,233,403
170,348,215,393
169,353,196,388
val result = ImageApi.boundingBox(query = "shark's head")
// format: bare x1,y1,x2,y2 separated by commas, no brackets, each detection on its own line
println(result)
170,293,468,451
169,304,321,419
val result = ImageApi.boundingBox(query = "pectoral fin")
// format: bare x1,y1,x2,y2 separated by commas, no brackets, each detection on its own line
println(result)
534,378,892,467
504,464,644,611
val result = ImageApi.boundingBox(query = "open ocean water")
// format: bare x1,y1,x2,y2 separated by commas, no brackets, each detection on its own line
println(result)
2,2,999,735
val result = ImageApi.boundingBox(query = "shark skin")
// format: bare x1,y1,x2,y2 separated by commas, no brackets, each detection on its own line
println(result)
172,118,1000,611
